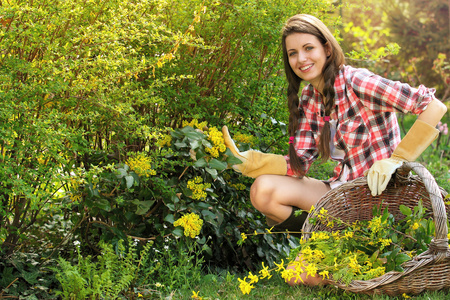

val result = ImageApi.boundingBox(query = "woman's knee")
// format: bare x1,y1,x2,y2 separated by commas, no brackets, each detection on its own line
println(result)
250,175,275,211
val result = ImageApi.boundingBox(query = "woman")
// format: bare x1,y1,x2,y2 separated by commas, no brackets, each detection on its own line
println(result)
222,14,447,285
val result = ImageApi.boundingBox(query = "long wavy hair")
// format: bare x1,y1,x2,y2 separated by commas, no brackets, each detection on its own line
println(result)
282,14,345,177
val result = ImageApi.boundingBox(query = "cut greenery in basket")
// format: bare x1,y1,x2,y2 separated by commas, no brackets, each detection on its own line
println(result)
237,198,450,295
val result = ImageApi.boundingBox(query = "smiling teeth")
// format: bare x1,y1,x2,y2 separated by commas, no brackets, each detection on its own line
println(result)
301,64,313,71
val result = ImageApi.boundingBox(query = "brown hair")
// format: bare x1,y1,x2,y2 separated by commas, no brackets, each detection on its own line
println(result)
281,14,345,177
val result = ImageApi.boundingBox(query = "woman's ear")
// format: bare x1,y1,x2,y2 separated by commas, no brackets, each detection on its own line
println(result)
325,43,332,57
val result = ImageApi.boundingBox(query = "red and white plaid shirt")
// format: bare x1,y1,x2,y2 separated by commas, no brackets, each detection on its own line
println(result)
285,65,435,182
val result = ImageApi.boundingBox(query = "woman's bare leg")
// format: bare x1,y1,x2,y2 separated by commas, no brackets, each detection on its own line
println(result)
250,174,330,223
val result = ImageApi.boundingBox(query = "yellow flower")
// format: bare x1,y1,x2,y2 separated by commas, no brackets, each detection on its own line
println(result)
240,232,247,242
157,134,172,147
248,272,259,284
302,247,313,259
348,254,361,274
379,238,392,249
402,293,411,299
280,268,295,282
274,259,285,272
233,132,256,146
238,277,254,295
191,291,202,300
313,249,326,259
411,222,420,230
344,231,354,239
331,231,341,239
126,153,156,177
319,270,329,279
259,262,272,279
310,231,330,241
309,205,315,214
138,292,143,298
187,177,211,200
183,119,208,130
305,263,318,278
173,213,203,238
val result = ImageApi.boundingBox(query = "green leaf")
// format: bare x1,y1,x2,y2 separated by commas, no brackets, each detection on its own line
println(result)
201,209,216,223
205,167,218,178
395,253,411,265
202,139,213,148
197,202,211,209
184,131,205,140
190,139,202,150
399,205,412,216
164,214,175,223
125,175,134,188
174,141,188,148
194,158,208,168
209,158,227,171
132,200,155,215
226,155,243,165
117,168,128,178
172,227,184,237
94,199,111,212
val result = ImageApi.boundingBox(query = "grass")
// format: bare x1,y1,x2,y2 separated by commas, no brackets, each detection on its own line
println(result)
149,269,450,300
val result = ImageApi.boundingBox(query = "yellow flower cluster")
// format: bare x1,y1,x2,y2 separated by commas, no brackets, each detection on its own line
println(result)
173,213,203,238
182,119,208,130
238,272,259,295
309,231,330,242
157,134,172,147
230,183,246,190
205,126,226,158
68,176,85,202
233,132,256,147
187,176,211,200
126,153,156,177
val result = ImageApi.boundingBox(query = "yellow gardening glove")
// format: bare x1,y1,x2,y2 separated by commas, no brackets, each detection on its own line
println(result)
222,126,287,178
367,119,439,196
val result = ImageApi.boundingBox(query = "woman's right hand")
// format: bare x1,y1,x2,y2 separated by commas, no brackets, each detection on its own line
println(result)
221,125,250,174
221,126,287,178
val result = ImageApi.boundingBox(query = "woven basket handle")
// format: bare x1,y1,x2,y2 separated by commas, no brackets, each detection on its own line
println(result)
397,161,449,260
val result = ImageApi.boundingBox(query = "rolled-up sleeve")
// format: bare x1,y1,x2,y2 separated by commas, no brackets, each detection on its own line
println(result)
348,68,436,115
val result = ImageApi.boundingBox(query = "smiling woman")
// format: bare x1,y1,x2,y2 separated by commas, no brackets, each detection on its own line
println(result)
221,13,447,287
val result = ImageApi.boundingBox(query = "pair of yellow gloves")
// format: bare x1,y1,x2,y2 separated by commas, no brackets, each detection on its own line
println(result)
222,119,439,196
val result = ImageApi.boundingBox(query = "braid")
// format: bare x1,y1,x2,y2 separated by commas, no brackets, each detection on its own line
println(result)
287,78,306,177
317,63,338,161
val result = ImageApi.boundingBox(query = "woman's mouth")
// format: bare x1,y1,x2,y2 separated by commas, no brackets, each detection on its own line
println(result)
300,64,313,71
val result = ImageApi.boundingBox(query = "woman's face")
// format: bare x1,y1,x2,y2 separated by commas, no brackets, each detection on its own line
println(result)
285,32,330,91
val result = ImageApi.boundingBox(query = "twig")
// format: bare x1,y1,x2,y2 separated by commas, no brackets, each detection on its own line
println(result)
0,278,19,299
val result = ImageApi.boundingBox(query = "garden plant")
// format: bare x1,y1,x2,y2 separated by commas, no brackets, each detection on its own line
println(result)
0,0,449,299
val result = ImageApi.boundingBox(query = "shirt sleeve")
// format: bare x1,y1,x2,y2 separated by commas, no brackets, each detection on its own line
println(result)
347,67,436,115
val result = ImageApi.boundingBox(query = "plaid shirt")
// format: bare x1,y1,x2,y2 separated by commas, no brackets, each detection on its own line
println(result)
286,65,435,182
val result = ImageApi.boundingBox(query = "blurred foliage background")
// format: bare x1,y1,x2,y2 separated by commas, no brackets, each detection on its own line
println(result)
0,0,448,298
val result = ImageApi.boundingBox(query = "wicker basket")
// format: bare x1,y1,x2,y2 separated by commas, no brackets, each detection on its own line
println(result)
302,161,450,295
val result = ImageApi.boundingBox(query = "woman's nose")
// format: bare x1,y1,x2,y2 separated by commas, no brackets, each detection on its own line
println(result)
298,52,307,63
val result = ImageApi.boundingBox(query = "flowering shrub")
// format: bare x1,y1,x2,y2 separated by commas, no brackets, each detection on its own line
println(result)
237,199,450,295
63,119,293,273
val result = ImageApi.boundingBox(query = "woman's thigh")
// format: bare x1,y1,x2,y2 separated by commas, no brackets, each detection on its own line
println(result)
250,175,330,222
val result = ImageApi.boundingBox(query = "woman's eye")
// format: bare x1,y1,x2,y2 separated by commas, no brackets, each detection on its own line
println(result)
288,52,296,57
305,46,313,51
